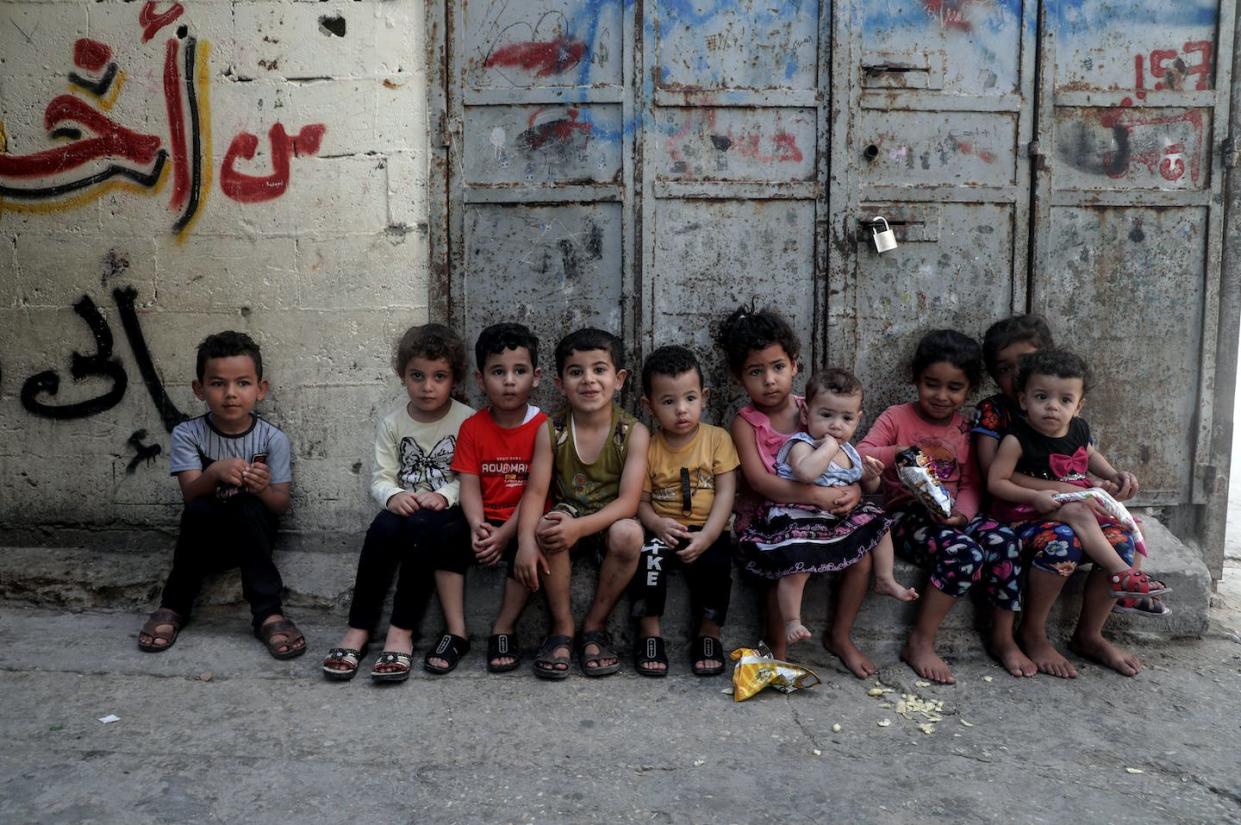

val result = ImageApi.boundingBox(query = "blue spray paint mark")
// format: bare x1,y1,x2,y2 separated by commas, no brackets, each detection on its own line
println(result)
566,0,633,88
1051,0,1217,32
863,0,1023,34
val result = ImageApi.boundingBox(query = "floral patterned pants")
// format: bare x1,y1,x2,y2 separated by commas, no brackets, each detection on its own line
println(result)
891,508,1023,612
1014,519,1136,577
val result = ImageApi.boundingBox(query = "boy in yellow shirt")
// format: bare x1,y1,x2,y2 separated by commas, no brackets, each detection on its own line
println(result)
633,346,738,677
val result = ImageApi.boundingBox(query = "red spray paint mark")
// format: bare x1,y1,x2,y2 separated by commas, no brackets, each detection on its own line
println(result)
140,2,185,43
517,108,592,151
1098,106,1204,185
74,39,112,72
772,131,804,163
163,39,190,212
485,37,587,78
922,0,976,32
955,140,996,164
220,123,326,203
1134,41,1214,97
0,96,160,177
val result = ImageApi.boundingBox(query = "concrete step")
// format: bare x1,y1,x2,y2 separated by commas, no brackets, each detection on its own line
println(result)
0,516,1209,652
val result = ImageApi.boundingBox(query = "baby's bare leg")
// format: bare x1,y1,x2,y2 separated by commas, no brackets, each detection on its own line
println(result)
1057,502,1129,575
871,532,918,601
777,573,812,644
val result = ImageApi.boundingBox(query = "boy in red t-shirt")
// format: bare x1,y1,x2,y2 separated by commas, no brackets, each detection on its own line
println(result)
449,323,548,673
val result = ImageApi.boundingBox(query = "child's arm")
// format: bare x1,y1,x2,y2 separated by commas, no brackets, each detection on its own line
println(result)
856,408,908,469
1088,446,1139,501
539,422,652,550
458,473,498,565
987,436,1061,514
678,470,737,563
786,437,844,484
731,416,857,513
974,433,1001,478
514,424,554,591
176,462,242,502
369,416,418,514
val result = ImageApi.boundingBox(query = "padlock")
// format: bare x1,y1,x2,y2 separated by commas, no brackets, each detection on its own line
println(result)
870,216,898,253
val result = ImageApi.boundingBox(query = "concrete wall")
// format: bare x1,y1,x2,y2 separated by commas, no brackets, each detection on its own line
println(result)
0,1,430,537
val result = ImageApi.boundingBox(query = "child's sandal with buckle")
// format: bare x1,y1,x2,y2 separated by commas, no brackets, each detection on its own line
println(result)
533,634,573,681
579,629,621,678
424,634,470,675
1113,595,1172,617
137,608,183,653
321,645,369,681
635,636,668,678
370,650,414,683
486,633,521,673
1109,567,1171,599
690,635,727,677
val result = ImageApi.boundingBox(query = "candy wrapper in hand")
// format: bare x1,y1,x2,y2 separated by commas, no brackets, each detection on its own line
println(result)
730,643,821,702
895,447,954,519
1052,487,1147,556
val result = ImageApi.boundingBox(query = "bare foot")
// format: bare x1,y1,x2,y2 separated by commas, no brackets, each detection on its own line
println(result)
874,576,919,602
900,634,955,684
989,637,1037,678
1019,630,1078,679
1069,634,1142,677
824,631,877,679
785,620,812,645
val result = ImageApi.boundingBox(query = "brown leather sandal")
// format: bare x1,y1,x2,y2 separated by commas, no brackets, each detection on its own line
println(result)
138,608,183,653
255,617,307,660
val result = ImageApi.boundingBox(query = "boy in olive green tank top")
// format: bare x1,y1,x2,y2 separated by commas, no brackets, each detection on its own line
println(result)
514,329,649,679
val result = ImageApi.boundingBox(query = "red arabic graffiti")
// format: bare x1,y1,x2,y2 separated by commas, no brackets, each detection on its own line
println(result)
1132,41,1213,97
139,2,185,43
0,7,327,234
221,124,327,203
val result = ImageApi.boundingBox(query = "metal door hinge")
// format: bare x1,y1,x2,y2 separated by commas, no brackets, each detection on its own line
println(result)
1027,140,1047,171
1221,136,1238,169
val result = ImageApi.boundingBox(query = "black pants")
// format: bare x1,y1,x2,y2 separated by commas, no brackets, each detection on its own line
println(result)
159,494,283,632
629,528,733,626
347,507,469,632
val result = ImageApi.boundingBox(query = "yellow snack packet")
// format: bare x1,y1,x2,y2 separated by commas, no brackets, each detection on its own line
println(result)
729,644,821,702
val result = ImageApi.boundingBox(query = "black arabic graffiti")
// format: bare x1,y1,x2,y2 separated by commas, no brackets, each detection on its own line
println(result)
21,287,189,435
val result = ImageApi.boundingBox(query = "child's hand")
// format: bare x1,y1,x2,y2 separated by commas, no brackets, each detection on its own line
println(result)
827,483,862,516
1109,471,1139,501
386,491,419,516
514,543,549,591
861,455,884,483
473,524,506,566
536,511,579,554
210,457,247,488
414,491,449,511
242,461,271,495
1031,490,1061,515
652,517,690,549
677,533,710,564
933,510,968,527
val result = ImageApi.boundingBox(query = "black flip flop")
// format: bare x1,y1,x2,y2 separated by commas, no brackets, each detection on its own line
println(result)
487,633,521,673
635,636,668,678
424,633,470,675
691,635,726,677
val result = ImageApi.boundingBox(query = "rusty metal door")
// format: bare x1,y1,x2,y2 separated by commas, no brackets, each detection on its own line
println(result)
1030,0,1235,519
435,1,637,405
639,3,832,413
828,1,1037,414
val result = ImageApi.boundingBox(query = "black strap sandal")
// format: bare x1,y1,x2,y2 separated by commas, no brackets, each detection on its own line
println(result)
255,618,307,660
424,633,470,675
691,635,726,677
534,634,574,680
486,633,521,673
578,629,621,677
635,636,668,678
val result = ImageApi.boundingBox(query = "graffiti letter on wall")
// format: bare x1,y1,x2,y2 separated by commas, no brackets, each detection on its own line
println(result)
113,286,189,433
139,2,185,43
220,123,326,203
20,297,129,419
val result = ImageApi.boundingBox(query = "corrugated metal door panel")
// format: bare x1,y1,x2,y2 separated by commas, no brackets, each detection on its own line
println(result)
641,1,831,424
447,0,636,408
1032,0,1236,508
829,0,1037,422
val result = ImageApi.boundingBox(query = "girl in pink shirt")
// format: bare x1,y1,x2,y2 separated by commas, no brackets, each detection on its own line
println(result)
717,305,876,677
859,330,1027,685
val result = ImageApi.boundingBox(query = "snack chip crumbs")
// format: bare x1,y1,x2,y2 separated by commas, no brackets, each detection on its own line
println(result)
877,718,892,727
831,723,842,733
914,680,931,688
960,719,975,727
982,675,994,683
1125,768,1144,775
